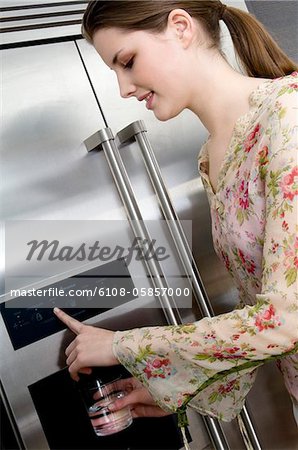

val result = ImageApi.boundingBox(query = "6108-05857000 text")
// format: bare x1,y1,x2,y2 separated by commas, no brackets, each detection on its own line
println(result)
9,286,190,298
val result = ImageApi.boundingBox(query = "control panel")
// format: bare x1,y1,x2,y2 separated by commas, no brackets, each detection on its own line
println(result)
1,259,136,350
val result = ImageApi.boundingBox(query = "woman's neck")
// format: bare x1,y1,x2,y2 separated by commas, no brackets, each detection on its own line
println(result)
187,54,266,140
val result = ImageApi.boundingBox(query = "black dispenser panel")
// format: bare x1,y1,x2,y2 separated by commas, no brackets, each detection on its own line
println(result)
29,367,186,450
1,259,136,350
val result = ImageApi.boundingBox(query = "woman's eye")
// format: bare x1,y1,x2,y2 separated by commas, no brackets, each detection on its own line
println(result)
123,57,134,69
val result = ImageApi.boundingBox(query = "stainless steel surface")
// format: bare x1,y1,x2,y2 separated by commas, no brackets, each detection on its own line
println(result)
203,416,230,450
238,408,262,450
0,380,24,450
0,1,86,46
0,41,109,221
84,128,113,153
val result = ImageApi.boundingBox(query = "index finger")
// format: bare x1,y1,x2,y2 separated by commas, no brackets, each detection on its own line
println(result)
53,307,83,335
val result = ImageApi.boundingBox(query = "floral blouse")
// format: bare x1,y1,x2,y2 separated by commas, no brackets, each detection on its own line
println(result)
113,72,298,422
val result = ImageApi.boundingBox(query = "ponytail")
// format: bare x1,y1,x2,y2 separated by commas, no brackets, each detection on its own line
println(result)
221,5,298,78
82,1,298,79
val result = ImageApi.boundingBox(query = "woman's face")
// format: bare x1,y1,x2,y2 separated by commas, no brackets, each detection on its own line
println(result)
93,26,193,121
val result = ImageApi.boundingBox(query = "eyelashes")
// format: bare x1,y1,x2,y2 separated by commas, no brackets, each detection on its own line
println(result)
123,57,134,69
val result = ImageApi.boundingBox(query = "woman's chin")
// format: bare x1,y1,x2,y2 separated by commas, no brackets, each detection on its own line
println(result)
153,107,180,122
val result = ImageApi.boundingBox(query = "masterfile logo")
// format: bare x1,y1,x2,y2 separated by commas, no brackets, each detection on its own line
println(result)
25,237,169,264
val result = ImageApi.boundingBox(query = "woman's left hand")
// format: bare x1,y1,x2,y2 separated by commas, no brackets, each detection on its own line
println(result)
108,377,171,419
53,307,118,381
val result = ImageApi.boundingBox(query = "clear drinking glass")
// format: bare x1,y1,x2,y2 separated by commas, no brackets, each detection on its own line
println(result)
79,376,133,437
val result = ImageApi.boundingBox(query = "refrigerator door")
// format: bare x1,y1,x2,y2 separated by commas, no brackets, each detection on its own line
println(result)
0,40,177,449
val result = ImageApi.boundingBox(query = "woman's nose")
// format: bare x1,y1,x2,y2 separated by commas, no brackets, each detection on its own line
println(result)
117,73,137,99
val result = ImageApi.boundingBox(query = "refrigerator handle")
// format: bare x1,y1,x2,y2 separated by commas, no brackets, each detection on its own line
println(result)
117,120,214,318
84,127,182,326
116,120,262,450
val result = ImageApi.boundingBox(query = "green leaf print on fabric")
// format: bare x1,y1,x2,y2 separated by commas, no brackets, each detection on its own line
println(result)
268,169,284,198
135,344,156,363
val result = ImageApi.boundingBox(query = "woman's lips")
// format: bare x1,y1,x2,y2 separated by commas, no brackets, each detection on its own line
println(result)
145,91,154,110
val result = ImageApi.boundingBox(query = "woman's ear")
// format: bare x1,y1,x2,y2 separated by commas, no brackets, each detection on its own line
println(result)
167,8,195,48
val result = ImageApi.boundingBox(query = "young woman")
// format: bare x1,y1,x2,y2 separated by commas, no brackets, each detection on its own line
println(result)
54,0,298,429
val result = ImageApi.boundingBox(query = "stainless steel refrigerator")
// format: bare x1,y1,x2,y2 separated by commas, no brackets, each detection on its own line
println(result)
1,1,297,449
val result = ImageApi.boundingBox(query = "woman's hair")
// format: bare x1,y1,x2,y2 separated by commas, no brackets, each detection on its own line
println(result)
82,1,298,79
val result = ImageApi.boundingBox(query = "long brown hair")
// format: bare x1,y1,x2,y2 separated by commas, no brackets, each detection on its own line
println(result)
82,0,298,79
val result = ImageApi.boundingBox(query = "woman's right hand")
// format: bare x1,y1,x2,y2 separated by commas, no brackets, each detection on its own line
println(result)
109,377,171,419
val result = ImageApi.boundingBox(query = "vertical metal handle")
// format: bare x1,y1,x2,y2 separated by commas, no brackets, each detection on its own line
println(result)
84,128,181,326
117,120,213,318
116,120,262,450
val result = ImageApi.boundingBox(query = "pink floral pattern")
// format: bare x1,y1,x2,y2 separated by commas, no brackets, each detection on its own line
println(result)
254,304,281,332
244,123,261,153
113,73,298,421
144,356,175,379
280,166,298,201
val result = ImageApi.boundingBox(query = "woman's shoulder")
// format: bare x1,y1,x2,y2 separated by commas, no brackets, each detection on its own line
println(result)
250,72,298,132
271,71,298,103
264,71,298,106
250,71,298,110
